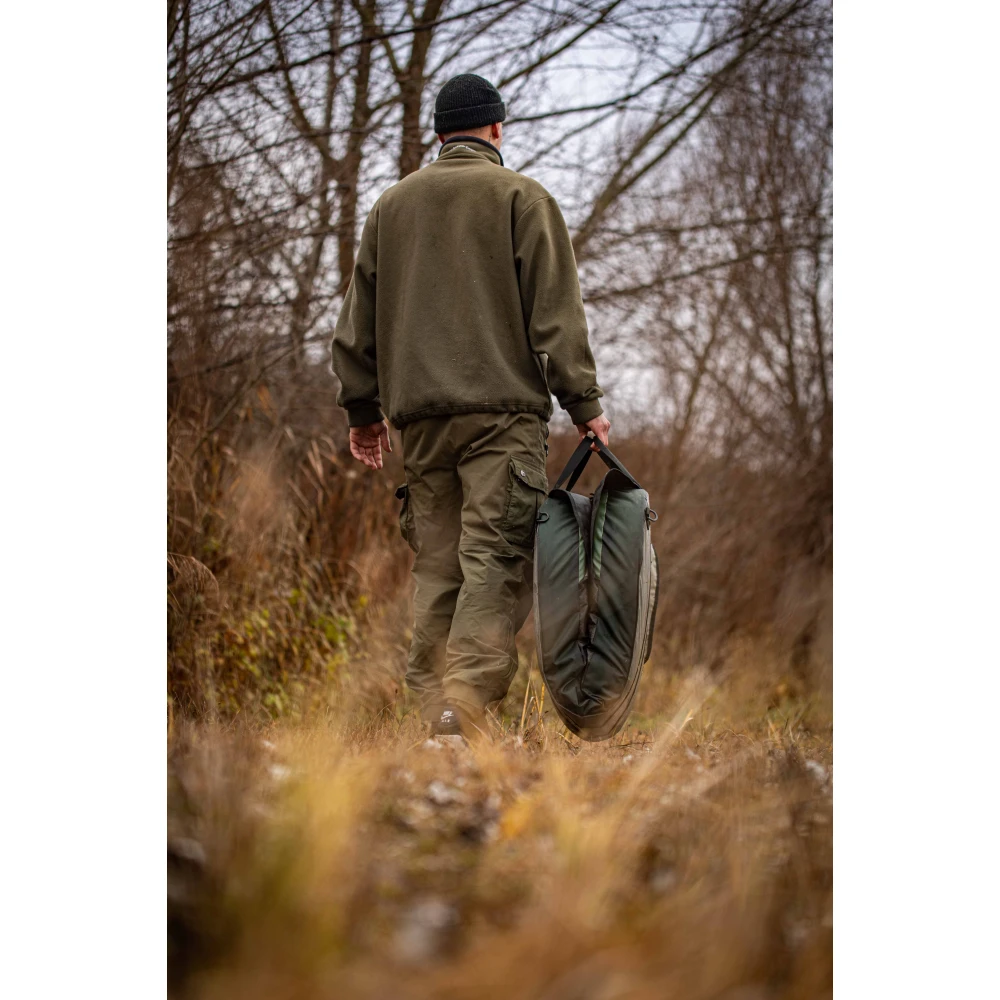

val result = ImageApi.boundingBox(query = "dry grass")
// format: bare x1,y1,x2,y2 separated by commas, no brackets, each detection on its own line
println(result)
168,648,832,1000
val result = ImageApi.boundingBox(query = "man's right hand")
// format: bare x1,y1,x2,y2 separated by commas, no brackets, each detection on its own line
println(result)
349,420,392,470
575,413,611,450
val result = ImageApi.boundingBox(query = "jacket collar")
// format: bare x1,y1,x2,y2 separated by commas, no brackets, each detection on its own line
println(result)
438,135,503,167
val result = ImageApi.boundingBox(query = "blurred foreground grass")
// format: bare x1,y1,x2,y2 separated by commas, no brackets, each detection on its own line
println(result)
168,653,832,1000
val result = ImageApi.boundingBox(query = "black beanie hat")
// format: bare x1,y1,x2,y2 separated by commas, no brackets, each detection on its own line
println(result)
434,73,506,134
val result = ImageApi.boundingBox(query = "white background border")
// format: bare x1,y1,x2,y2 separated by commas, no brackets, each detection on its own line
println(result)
0,2,164,995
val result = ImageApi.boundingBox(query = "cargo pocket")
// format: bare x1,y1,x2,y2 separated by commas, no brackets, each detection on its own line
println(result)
501,459,548,548
395,483,417,552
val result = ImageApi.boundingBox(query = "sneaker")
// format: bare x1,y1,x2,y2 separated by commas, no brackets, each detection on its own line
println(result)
431,707,462,737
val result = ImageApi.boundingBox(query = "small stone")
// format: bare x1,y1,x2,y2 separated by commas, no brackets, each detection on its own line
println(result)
804,760,828,784
426,780,458,806
649,867,677,895
393,898,458,963
170,837,206,866
268,764,291,783
395,799,434,830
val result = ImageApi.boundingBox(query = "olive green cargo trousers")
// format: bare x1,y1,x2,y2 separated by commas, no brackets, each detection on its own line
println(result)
396,413,549,725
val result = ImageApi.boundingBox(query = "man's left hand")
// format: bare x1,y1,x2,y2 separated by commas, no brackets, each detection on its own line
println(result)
349,421,392,470
575,413,611,451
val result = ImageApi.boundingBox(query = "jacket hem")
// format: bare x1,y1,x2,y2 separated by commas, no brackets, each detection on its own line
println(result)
391,401,552,428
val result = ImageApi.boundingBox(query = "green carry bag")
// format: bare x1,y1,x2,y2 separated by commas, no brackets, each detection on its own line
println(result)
533,434,659,741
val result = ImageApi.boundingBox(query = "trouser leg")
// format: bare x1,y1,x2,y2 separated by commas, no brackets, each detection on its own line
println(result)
443,415,549,719
400,454,463,722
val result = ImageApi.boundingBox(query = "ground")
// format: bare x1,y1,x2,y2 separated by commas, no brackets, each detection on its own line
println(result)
167,658,832,1000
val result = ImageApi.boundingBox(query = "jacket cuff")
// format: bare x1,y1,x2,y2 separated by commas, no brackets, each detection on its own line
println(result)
347,403,385,427
565,398,604,425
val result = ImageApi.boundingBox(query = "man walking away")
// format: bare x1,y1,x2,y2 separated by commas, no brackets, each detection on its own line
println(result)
331,73,609,739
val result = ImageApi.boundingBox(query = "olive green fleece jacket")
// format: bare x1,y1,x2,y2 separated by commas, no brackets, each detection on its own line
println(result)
330,138,604,429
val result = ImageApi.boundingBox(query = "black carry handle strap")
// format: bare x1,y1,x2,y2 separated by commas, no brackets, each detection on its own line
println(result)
552,435,594,491
553,434,640,492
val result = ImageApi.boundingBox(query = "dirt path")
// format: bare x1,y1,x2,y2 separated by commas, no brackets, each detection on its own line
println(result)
168,700,832,1000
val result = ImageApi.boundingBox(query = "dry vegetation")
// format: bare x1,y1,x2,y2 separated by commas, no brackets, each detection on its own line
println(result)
169,652,831,999
168,1,832,994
